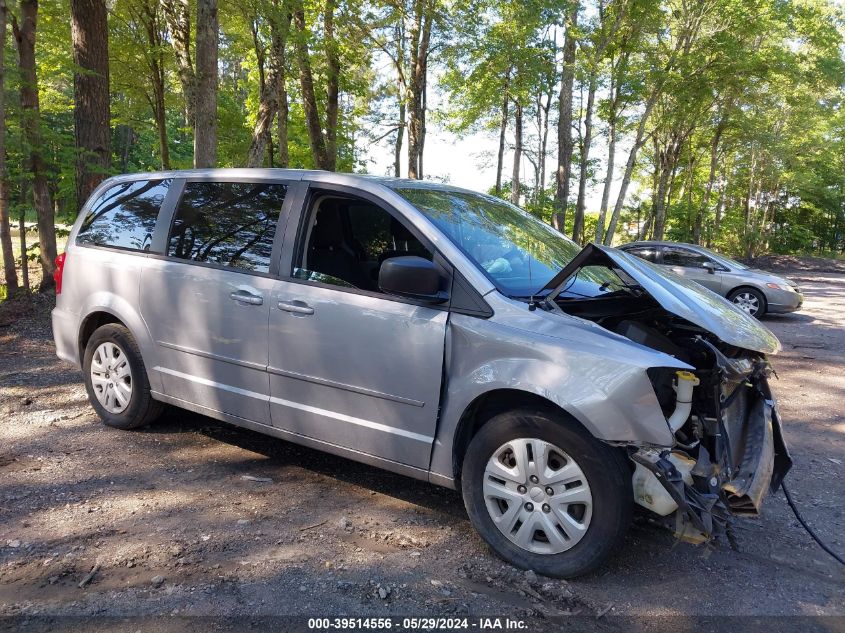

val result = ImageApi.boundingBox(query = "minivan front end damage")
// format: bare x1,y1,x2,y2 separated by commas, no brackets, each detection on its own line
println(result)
543,243,792,545
631,350,791,544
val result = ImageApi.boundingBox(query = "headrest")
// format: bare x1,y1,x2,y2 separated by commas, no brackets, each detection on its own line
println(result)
390,216,415,242
312,204,344,248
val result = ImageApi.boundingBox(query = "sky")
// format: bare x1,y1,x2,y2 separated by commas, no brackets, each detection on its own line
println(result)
358,74,632,214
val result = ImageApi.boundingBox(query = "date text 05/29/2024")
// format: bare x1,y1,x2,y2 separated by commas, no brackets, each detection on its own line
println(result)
307,617,528,630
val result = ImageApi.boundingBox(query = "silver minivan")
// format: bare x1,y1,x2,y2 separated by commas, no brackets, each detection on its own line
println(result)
52,169,791,578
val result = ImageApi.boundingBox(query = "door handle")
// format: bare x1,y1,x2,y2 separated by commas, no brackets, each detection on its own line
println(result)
278,300,314,315
229,290,263,306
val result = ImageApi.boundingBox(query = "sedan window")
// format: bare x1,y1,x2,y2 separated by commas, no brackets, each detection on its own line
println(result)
663,247,712,269
624,247,659,263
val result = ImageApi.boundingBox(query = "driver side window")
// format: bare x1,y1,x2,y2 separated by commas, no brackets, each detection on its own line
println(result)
293,194,433,293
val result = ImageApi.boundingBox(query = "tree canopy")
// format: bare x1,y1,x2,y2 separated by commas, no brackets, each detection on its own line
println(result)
0,0,844,293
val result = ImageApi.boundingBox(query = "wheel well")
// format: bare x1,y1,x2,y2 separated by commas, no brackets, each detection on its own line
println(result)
78,311,125,359
451,389,579,485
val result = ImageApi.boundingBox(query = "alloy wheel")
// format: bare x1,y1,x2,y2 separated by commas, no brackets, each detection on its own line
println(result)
90,341,133,414
732,291,760,316
482,438,593,555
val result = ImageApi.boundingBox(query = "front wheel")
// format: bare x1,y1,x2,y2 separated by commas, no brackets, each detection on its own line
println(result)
461,408,632,578
728,287,766,318
82,324,163,429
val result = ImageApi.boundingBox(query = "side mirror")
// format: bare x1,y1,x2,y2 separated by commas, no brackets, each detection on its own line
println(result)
379,256,448,304
702,261,716,274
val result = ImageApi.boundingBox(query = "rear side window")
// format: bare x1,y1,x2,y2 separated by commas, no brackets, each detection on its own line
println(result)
167,181,287,273
663,247,710,268
76,179,171,251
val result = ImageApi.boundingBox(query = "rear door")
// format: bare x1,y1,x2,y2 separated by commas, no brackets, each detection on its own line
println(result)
266,185,449,469
661,246,723,292
140,178,294,424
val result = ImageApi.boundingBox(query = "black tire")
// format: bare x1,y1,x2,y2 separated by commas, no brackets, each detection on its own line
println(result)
461,408,632,578
82,324,163,430
727,286,767,318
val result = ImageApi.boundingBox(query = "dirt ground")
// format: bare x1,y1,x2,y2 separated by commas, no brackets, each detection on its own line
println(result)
0,271,843,632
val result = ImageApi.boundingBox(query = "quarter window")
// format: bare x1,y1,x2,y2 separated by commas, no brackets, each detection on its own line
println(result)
76,179,171,251
663,247,711,268
167,182,287,273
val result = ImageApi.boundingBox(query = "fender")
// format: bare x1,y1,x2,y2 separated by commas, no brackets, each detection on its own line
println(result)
79,291,162,393
428,305,691,483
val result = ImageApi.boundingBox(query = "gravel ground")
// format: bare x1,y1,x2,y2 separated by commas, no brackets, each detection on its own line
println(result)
0,272,843,632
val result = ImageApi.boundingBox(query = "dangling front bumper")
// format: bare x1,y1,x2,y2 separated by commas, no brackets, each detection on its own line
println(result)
631,370,792,544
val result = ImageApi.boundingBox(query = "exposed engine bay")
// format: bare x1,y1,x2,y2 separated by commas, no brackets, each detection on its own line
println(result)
540,244,793,545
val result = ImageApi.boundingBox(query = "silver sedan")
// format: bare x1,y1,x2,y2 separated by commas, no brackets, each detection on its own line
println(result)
618,241,803,318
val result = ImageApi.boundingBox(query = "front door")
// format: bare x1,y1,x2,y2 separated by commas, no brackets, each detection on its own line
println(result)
141,180,290,424
267,189,448,469
661,246,723,293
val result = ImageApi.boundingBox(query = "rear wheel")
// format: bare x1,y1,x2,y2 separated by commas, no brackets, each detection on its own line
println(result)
83,324,163,429
728,287,766,318
461,408,632,578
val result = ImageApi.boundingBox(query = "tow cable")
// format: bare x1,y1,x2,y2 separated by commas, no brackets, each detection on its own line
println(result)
781,480,845,567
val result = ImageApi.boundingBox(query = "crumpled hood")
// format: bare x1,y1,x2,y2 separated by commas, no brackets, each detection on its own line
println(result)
543,244,781,355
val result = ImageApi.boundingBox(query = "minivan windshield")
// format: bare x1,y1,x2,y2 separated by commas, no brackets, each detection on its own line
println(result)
395,187,581,296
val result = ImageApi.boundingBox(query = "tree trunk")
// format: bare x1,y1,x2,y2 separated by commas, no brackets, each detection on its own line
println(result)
711,169,727,246
292,3,330,170
18,212,29,292
573,76,596,244
323,0,339,170
390,19,406,178
695,120,726,245
161,0,195,131
194,0,218,168
138,0,170,169
596,107,616,243
407,0,433,179
248,14,269,164
552,4,578,230
652,136,684,242
275,3,290,168
510,101,522,205
494,76,509,195
538,90,551,205
603,89,660,246
70,0,110,211
394,100,405,177
12,0,57,290
0,1,17,293
277,76,289,167
418,80,427,177
603,13,695,245
247,4,291,168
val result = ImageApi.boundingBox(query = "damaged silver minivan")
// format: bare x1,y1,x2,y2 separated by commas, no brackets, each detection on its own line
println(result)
52,170,792,578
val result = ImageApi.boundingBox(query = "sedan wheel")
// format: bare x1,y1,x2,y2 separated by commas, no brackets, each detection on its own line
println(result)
729,288,766,318
483,438,593,555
